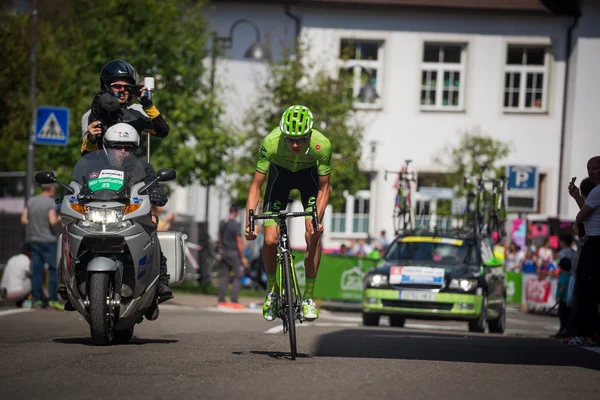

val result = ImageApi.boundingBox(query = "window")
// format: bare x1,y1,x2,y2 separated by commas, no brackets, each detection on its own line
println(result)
504,46,549,112
420,43,467,110
330,191,370,236
339,39,384,107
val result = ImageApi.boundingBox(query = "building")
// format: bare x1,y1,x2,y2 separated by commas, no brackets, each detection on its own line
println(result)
169,0,598,250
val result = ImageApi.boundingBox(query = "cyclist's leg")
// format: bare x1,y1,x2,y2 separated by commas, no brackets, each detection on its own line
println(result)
261,164,291,320
299,166,321,321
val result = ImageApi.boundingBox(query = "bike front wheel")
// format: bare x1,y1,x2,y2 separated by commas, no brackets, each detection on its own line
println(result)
281,253,297,360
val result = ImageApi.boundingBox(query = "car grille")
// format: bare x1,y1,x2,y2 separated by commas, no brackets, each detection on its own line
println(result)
381,300,453,311
392,283,442,290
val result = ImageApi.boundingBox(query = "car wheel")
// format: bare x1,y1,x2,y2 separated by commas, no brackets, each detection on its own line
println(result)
468,296,487,333
488,298,506,334
389,315,406,327
362,312,380,326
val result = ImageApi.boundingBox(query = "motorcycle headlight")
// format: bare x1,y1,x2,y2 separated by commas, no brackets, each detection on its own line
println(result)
448,278,478,292
365,273,388,288
77,207,132,232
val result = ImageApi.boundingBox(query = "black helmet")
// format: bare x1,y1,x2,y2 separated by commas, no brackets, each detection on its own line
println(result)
100,60,138,92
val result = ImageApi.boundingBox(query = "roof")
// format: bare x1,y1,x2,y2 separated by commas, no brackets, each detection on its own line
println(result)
212,0,580,16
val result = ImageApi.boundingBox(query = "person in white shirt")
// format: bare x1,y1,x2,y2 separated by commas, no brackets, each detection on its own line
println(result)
568,156,600,341
0,244,33,307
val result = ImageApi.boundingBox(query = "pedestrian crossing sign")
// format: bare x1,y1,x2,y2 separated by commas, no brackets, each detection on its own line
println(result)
35,106,69,146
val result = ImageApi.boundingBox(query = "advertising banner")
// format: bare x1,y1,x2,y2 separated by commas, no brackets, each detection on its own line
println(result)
505,271,522,304
291,251,379,301
521,272,558,312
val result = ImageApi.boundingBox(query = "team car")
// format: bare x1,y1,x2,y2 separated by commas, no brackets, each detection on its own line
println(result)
362,232,506,333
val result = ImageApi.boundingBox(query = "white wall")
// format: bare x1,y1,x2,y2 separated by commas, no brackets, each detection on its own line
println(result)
561,0,600,219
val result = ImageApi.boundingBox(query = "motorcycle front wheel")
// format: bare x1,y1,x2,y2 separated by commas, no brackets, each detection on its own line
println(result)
89,272,116,346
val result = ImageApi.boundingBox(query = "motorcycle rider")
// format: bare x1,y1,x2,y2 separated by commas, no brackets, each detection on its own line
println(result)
66,123,174,308
81,60,170,154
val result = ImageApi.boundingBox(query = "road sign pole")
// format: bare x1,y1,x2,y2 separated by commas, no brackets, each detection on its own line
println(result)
24,0,38,205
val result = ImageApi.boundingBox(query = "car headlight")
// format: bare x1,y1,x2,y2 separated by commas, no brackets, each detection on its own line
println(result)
365,274,388,288
77,207,132,232
448,278,478,292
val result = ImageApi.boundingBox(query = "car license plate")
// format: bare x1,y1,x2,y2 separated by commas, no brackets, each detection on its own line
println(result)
399,291,435,301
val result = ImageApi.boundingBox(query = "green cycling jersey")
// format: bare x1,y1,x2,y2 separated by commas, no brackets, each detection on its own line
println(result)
256,127,332,176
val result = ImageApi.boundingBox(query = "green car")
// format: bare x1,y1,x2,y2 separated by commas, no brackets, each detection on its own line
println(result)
362,233,506,333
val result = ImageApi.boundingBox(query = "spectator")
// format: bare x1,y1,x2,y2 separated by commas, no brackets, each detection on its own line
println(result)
217,204,248,309
152,205,175,232
558,234,579,338
555,258,572,336
504,242,524,272
378,230,389,251
0,244,33,308
20,183,63,310
347,238,360,256
520,249,537,274
568,156,600,344
339,244,348,255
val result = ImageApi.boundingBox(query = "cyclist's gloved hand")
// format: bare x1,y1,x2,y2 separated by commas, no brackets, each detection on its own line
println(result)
149,187,167,206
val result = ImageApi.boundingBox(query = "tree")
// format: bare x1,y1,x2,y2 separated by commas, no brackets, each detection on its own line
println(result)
434,127,511,215
229,42,367,211
0,0,231,190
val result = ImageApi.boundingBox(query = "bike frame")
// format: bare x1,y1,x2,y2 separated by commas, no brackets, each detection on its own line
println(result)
248,208,318,360
385,159,415,233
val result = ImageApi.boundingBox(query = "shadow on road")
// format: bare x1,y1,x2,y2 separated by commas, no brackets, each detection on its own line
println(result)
232,351,311,360
53,337,179,346
314,329,600,370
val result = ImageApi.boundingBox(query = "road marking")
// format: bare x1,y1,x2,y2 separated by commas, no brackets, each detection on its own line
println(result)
0,308,34,317
582,347,600,354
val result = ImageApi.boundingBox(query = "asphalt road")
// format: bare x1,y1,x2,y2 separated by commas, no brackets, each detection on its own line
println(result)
1,304,599,400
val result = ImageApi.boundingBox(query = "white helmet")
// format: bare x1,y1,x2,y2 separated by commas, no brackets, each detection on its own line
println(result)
103,123,140,150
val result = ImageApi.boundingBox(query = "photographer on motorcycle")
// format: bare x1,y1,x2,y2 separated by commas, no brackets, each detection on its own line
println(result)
81,60,170,154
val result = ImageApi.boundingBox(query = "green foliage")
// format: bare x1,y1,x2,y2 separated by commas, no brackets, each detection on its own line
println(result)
230,42,367,211
435,127,512,200
0,0,230,189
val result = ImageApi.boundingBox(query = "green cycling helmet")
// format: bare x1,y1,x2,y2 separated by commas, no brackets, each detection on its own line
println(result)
279,105,314,136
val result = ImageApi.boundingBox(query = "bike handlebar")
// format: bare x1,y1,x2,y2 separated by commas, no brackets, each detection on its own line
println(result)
248,209,319,234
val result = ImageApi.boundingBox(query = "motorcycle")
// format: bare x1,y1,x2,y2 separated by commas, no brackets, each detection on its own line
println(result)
35,149,185,345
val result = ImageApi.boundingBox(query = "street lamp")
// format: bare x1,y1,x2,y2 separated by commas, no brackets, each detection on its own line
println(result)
204,19,270,237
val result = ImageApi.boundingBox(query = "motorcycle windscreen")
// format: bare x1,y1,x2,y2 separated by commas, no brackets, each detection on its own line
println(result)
71,150,147,202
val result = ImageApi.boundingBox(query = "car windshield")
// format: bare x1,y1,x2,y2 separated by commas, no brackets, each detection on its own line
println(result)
383,237,477,266
71,149,146,202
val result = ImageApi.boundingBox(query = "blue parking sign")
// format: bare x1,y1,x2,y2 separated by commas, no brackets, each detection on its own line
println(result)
507,165,537,190
35,106,69,146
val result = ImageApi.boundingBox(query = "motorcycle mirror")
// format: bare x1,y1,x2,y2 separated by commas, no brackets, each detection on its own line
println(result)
35,171,56,184
157,168,177,182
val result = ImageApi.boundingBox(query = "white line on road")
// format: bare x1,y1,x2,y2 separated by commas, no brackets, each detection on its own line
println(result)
0,308,34,317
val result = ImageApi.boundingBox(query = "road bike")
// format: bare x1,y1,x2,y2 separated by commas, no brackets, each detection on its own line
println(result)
385,159,416,234
464,164,490,237
248,207,318,360
488,176,508,241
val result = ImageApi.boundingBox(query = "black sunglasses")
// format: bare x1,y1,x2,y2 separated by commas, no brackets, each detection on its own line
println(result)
109,144,136,152
110,83,132,91
284,136,309,144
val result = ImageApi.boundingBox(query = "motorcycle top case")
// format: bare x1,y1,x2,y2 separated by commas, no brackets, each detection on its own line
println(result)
157,231,186,286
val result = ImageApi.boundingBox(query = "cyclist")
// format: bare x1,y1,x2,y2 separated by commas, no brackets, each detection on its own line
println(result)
244,105,331,322
81,60,170,154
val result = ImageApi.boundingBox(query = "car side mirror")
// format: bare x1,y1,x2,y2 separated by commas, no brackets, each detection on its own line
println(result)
35,171,56,184
157,168,176,182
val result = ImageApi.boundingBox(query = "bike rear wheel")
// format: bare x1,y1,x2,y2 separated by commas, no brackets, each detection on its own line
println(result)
282,253,297,360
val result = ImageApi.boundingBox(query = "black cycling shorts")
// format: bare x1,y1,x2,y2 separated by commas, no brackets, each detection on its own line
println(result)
262,164,320,226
